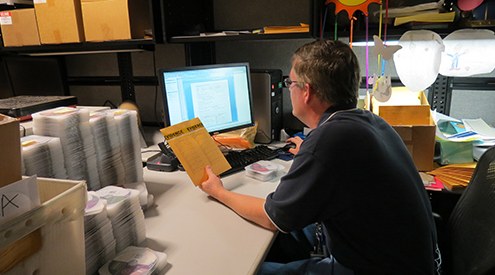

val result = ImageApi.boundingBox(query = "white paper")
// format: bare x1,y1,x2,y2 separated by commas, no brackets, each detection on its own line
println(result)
0,12,12,25
439,29,495,77
432,111,478,142
394,30,444,92
0,176,40,225
462,118,495,138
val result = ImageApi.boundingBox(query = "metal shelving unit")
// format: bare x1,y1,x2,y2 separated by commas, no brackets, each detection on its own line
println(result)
0,39,155,56
170,33,314,66
1,39,156,102
0,0,32,5
0,0,164,102
169,32,313,43
0,0,160,102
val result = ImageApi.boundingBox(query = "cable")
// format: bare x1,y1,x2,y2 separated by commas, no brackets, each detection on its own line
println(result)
152,50,162,127
19,124,26,137
103,100,117,109
321,5,329,40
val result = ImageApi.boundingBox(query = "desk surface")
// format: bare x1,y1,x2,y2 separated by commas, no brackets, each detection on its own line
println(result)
143,159,290,275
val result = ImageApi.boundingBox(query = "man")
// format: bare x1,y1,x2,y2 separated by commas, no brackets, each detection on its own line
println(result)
199,39,440,274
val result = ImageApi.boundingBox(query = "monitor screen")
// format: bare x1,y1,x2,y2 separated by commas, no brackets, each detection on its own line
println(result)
159,63,254,134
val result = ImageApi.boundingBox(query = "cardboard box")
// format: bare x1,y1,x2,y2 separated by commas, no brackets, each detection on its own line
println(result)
1,178,86,275
366,89,436,171
34,0,85,44
0,114,41,273
372,87,431,126
0,114,21,186
0,9,41,47
81,0,150,42
393,121,436,171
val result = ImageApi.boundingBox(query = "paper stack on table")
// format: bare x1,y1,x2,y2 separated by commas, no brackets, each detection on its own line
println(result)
428,162,477,191
462,118,495,161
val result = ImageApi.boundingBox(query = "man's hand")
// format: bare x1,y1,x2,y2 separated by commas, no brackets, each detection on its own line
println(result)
286,136,303,155
199,165,224,199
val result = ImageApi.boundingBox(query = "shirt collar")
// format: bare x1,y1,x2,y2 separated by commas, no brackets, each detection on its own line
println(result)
318,103,357,127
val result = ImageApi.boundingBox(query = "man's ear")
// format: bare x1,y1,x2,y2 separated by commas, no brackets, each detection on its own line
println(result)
303,83,313,104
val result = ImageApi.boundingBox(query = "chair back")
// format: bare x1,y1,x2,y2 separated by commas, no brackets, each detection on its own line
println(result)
448,146,495,275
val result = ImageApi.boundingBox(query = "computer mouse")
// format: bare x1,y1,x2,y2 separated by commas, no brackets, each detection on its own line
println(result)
281,142,296,152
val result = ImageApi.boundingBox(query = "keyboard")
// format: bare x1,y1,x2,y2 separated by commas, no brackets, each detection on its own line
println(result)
220,145,279,177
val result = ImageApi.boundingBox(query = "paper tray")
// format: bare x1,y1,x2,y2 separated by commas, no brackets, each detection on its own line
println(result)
0,177,87,275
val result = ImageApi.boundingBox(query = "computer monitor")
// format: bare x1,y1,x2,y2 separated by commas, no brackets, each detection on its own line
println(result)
159,63,255,135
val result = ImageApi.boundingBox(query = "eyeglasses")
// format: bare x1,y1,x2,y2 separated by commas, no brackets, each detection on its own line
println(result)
283,78,304,88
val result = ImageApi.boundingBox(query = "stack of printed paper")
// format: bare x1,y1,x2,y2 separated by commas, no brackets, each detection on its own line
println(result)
428,163,477,191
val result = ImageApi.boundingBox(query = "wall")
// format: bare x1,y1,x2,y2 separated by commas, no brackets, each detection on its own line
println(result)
215,39,311,130
0,57,12,98
451,90,495,126
213,0,311,31
59,0,495,128
0,56,67,98
63,38,495,128
65,43,185,125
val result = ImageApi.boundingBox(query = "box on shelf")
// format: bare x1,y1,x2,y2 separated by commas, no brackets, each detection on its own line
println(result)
366,88,436,171
0,178,87,275
0,114,21,187
0,9,41,47
34,0,85,44
81,0,151,42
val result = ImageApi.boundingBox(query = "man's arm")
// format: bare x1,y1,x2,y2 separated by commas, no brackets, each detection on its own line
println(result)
199,166,277,231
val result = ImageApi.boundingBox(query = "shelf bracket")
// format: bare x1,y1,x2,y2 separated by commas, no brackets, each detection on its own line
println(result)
117,52,136,102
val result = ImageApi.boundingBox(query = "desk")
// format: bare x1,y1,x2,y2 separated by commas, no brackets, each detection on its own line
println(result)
142,158,291,274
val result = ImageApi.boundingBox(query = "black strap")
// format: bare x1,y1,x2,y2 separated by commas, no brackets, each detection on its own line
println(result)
311,222,329,258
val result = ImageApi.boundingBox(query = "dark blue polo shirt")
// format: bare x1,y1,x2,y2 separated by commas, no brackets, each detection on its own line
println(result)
265,106,437,274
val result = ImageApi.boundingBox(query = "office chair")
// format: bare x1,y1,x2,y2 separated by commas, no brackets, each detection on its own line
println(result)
441,145,495,275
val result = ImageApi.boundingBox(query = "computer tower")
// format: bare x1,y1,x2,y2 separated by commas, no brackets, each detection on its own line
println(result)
250,69,283,144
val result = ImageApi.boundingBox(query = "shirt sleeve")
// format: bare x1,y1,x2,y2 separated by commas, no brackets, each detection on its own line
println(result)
264,149,342,233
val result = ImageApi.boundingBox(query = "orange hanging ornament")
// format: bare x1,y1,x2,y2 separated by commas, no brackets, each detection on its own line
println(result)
325,0,380,47
325,0,381,19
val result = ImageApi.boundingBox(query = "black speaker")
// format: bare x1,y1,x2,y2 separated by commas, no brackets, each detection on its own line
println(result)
250,69,283,144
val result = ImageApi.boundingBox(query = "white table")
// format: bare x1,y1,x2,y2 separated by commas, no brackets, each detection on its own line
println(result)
142,158,291,275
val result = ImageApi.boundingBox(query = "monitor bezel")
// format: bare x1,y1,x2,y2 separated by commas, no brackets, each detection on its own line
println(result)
158,62,255,135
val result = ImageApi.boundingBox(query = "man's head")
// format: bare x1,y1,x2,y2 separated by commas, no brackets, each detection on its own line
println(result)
291,39,360,107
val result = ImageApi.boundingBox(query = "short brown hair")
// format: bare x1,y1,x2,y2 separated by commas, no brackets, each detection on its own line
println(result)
292,40,360,106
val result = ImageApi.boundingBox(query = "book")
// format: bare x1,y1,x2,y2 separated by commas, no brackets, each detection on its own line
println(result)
394,11,455,26
420,172,444,191
373,1,442,18
263,23,309,34
160,117,231,186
